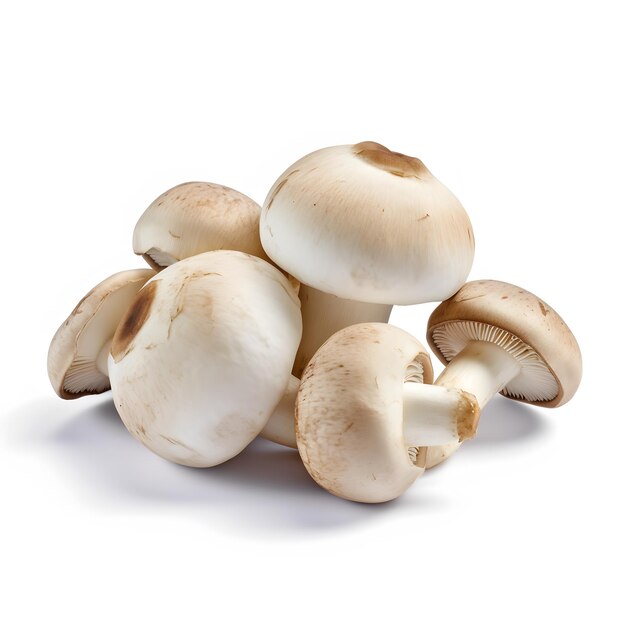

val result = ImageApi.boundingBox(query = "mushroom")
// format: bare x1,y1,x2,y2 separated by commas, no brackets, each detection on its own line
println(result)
47,268,155,399
260,141,475,378
108,250,302,467
422,280,583,468
133,181,270,270
295,323,480,503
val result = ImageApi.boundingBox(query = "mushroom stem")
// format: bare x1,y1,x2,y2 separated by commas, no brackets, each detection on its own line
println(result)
403,383,479,446
260,375,300,447
434,340,522,409
421,341,522,468
95,338,113,377
292,285,392,378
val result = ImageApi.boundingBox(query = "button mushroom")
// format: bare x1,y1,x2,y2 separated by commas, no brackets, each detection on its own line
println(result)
133,181,271,270
47,268,155,399
422,280,583,467
108,250,302,467
260,141,475,378
295,323,479,503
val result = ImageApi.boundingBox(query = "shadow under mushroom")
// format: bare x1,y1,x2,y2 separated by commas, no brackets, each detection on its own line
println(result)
5,392,546,533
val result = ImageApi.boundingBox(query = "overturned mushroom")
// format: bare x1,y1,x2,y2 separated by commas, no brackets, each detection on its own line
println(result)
261,141,475,378
134,181,270,270
295,323,479,503
47,268,155,399
108,250,302,468
423,280,583,467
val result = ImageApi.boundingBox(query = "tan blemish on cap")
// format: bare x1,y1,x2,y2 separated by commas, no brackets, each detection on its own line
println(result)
112,281,158,362
353,141,427,179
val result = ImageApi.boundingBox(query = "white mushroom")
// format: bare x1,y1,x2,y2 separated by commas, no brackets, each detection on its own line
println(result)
419,280,583,467
295,323,479,503
261,141,475,378
108,250,302,468
47,268,155,399
133,181,271,270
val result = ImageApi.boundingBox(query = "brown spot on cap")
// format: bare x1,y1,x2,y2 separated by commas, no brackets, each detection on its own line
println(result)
353,141,427,179
111,281,158,362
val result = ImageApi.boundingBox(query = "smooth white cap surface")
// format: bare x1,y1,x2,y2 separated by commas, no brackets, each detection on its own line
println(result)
108,250,302,467
261,142,474,305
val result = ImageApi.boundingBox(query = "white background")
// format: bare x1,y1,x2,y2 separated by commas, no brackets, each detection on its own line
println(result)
1,1,624,624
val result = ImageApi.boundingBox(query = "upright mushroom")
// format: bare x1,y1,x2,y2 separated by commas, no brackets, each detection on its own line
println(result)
260,141,475,378
295,323,479,503
422,280,583,467
108,250,302,467
47,268,155,399
133,181,270,269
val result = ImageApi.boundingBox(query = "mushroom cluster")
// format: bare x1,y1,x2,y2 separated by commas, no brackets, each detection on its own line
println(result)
48,141,582,503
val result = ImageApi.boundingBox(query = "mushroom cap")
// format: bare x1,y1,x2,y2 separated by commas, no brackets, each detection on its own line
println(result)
47,268,155,399
427,280,582,408
296,323,434,503
260,142,474,305
108,250,302,468
133,182,270,270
